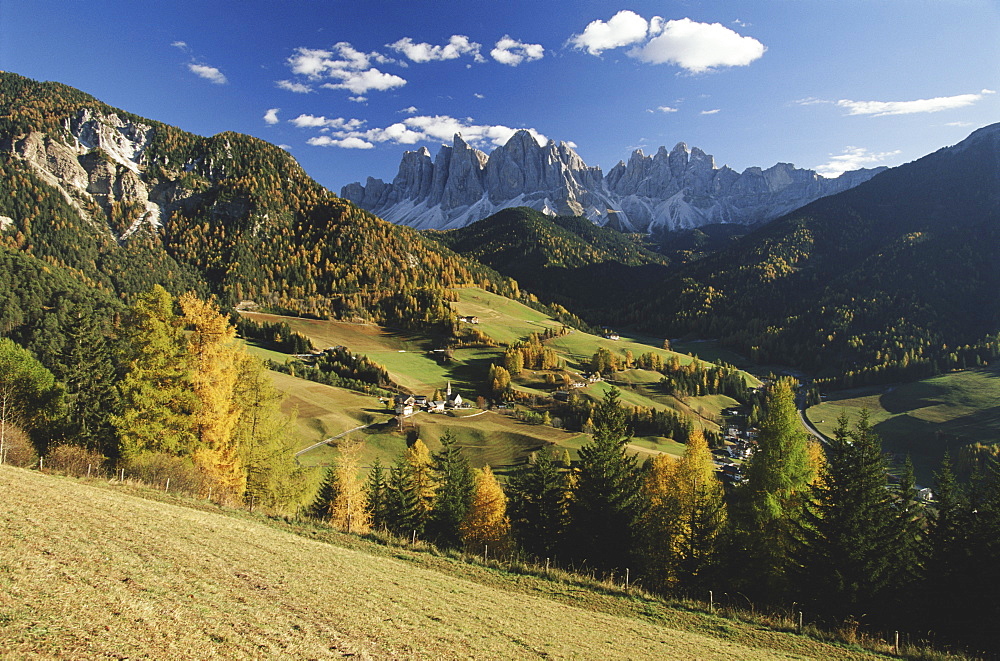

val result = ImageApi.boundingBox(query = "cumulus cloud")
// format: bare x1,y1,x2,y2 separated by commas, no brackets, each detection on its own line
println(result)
276,79,313,93
307,136,374,149
834,89,995,116
263,108,280,125
815,146,901,178
570,10,649,55
630,18,766,72
649,105,679,113
400,106,419,114
491,36,544,66
387,35,484,63
284,42,404,95
473,93,485,99
187,63,227,84
289,114,365,130
570,12,765,73
302,113,547,150
348,95,367,103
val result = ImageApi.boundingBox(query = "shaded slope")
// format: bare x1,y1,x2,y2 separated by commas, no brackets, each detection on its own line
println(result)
429,207,671,314
623,124,1000,382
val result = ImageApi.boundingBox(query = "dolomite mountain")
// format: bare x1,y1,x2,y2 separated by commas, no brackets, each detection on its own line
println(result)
342,130,884,233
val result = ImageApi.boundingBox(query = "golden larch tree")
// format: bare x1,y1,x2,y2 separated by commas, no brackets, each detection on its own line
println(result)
460,465,510,555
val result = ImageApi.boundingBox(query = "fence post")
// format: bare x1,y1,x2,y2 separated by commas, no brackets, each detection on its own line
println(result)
797,611,803,635
87,464,92,478
165,478,170,493
545,557,550,576
624,568,629,594
39,456,43,471
894,631,899,655
709,590,714,614
411,530,417,545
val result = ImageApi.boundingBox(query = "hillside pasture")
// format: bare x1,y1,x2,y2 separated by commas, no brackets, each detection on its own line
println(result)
806,366,1000,483
0,467,884,660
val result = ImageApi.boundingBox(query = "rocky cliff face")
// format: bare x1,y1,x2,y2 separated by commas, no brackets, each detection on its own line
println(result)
342,131,884,233
5,108,166,239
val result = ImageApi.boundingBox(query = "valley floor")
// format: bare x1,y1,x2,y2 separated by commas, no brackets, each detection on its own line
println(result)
0,466,885,660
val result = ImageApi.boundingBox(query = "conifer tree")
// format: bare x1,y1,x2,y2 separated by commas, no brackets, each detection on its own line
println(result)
795,410,900,619
55,303,120,458
737,377,814,601
181,293,244,500
365,457,388,530
385,439,435,537
640,430,726,592
113,285,196,460
326,438,370,533
508,447,569,558
567,387,643,572
428,431,475,548
460,465,510,555
237,353,314,513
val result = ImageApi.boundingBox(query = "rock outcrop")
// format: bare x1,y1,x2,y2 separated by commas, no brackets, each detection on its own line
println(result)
342,131,885,233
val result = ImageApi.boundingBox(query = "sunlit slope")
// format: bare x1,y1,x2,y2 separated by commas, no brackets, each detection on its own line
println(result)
0,467,881,660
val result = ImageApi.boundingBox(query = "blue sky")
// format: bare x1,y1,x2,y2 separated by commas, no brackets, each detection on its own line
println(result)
2,0,998,191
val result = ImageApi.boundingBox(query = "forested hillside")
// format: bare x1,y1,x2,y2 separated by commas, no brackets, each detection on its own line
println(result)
0,72,518,328
428,207,671,317
619,124,1000,384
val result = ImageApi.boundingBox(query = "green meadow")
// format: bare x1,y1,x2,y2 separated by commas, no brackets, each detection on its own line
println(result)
806,366,1000,483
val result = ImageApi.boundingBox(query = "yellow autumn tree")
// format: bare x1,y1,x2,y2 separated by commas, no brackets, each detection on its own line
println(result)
460,465,510,556
640,429,727,591
327,437,370,533
180,293,244,502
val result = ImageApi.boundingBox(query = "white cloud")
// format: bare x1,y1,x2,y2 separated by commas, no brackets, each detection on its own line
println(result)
187,63,227,84
348,95,367,103
570,10,649,55
276,79,313,93
629,18,765,72
320,69,406,95
651,105,679,113
491,36,544,66
171,41,189,51
289,114,365,130
701,108,721,115
564,140,578,149
387,35,484,63
284,42,405,95
307,136,374,149
571,13,764,73
815,146,901,178
303,113,547,150
835,89,995,116
473,93,485,99
945,121,974,127
400,106,419,114
263,108,280,125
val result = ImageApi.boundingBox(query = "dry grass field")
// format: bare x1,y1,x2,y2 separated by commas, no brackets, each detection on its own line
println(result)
0,466,886,660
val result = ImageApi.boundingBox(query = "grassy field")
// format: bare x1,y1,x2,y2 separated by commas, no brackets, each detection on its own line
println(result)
0,466,887,660
806,366,1000,483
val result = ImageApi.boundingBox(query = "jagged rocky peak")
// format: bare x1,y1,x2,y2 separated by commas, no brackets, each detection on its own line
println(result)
342,131,886,233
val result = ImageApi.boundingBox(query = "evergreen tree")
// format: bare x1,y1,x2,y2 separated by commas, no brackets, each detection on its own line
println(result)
460,465,510,555
53,302,120,459
567,387,643,572
921,452,970,638
428,431,475,548
365,457,388,531
795,410,900,620
385,439,435,537
737,377,815,602
508,447,569,558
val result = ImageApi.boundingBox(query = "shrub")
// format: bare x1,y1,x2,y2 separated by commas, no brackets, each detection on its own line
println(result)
124,452,212,495
1,424,37,467
46,444,105,477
